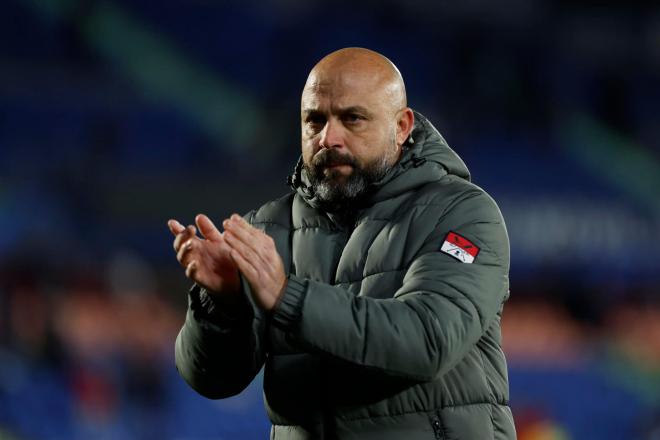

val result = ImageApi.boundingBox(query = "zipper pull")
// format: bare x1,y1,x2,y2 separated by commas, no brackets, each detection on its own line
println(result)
431,417,443,439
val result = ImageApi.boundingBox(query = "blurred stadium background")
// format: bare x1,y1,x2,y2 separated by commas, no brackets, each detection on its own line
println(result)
1,0,659,439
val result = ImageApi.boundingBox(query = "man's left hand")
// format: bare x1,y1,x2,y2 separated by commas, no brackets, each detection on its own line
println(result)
223,214,287,311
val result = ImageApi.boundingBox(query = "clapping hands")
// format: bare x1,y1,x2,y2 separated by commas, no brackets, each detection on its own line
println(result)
168,214,286,311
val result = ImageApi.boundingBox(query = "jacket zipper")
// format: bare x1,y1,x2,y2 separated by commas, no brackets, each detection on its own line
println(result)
431,416,444,440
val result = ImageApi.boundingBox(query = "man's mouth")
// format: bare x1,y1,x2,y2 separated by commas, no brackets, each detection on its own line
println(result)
326,162,352,168
324,162,353,172
319,163,354,180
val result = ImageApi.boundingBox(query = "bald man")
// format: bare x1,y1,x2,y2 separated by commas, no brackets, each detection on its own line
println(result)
170,48,516,439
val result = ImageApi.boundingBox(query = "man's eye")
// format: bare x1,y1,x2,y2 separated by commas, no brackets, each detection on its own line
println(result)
344,114,363,123
306,116,325,126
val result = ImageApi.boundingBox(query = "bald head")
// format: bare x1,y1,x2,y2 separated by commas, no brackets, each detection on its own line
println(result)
299,48,415,209
303,47,407,113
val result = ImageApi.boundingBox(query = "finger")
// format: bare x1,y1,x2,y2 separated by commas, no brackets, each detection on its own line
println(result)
176,238,194,267
224,230,265,267
167,219,185,236
229,213,254,231
230,248,259,280
173,230,190,252
229,214,270,245
196,214,223,242
185,260,197,279
261,245,284,279
224,219,280,275
223,217,266,256
173,225,196,252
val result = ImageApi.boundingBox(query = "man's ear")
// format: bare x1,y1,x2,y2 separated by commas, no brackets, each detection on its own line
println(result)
396,108,415,147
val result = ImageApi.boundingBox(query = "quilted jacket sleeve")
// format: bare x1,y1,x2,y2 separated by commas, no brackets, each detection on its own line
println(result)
175,280,266,398
270,190,510,382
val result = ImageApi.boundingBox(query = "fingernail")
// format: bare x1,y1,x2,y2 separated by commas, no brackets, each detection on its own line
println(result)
231,214,241,221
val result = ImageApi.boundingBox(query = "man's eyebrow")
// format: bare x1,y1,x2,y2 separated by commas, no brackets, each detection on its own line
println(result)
302,106,373,117
338,106,370,115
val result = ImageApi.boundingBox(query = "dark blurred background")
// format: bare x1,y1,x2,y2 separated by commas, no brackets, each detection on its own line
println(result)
1,0,659,439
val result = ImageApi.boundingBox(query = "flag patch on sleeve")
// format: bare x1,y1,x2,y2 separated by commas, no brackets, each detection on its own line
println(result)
441,231,480,263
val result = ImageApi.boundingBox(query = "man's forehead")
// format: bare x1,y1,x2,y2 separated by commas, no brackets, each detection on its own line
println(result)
305,69,373,92
301,90,374,114
302,71,384,107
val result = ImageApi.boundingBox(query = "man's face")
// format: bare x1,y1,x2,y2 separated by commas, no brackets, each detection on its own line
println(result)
300,69,400,209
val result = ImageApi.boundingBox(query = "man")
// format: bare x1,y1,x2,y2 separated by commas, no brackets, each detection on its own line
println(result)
168,48,516,439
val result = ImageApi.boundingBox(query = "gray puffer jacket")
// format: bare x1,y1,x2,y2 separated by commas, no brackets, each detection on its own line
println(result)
175,111,516,439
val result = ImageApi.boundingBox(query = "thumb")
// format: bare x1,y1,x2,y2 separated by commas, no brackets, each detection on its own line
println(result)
195,214,223,242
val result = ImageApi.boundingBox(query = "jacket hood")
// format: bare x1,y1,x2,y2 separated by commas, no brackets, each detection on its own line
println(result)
288,110,470,210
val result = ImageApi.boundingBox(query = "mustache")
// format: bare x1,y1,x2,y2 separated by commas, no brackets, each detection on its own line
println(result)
312,149,357,169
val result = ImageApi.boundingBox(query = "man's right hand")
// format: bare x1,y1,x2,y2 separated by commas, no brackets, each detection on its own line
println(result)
168,214,240,296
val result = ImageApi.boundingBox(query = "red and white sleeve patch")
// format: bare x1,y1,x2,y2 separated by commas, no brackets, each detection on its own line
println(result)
440,231,480,264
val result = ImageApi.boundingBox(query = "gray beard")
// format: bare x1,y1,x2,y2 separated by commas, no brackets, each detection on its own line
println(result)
304,148,396,213
314,155,389,200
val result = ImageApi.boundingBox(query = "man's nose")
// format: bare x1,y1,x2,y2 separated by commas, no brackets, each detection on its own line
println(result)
319,119,344,149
